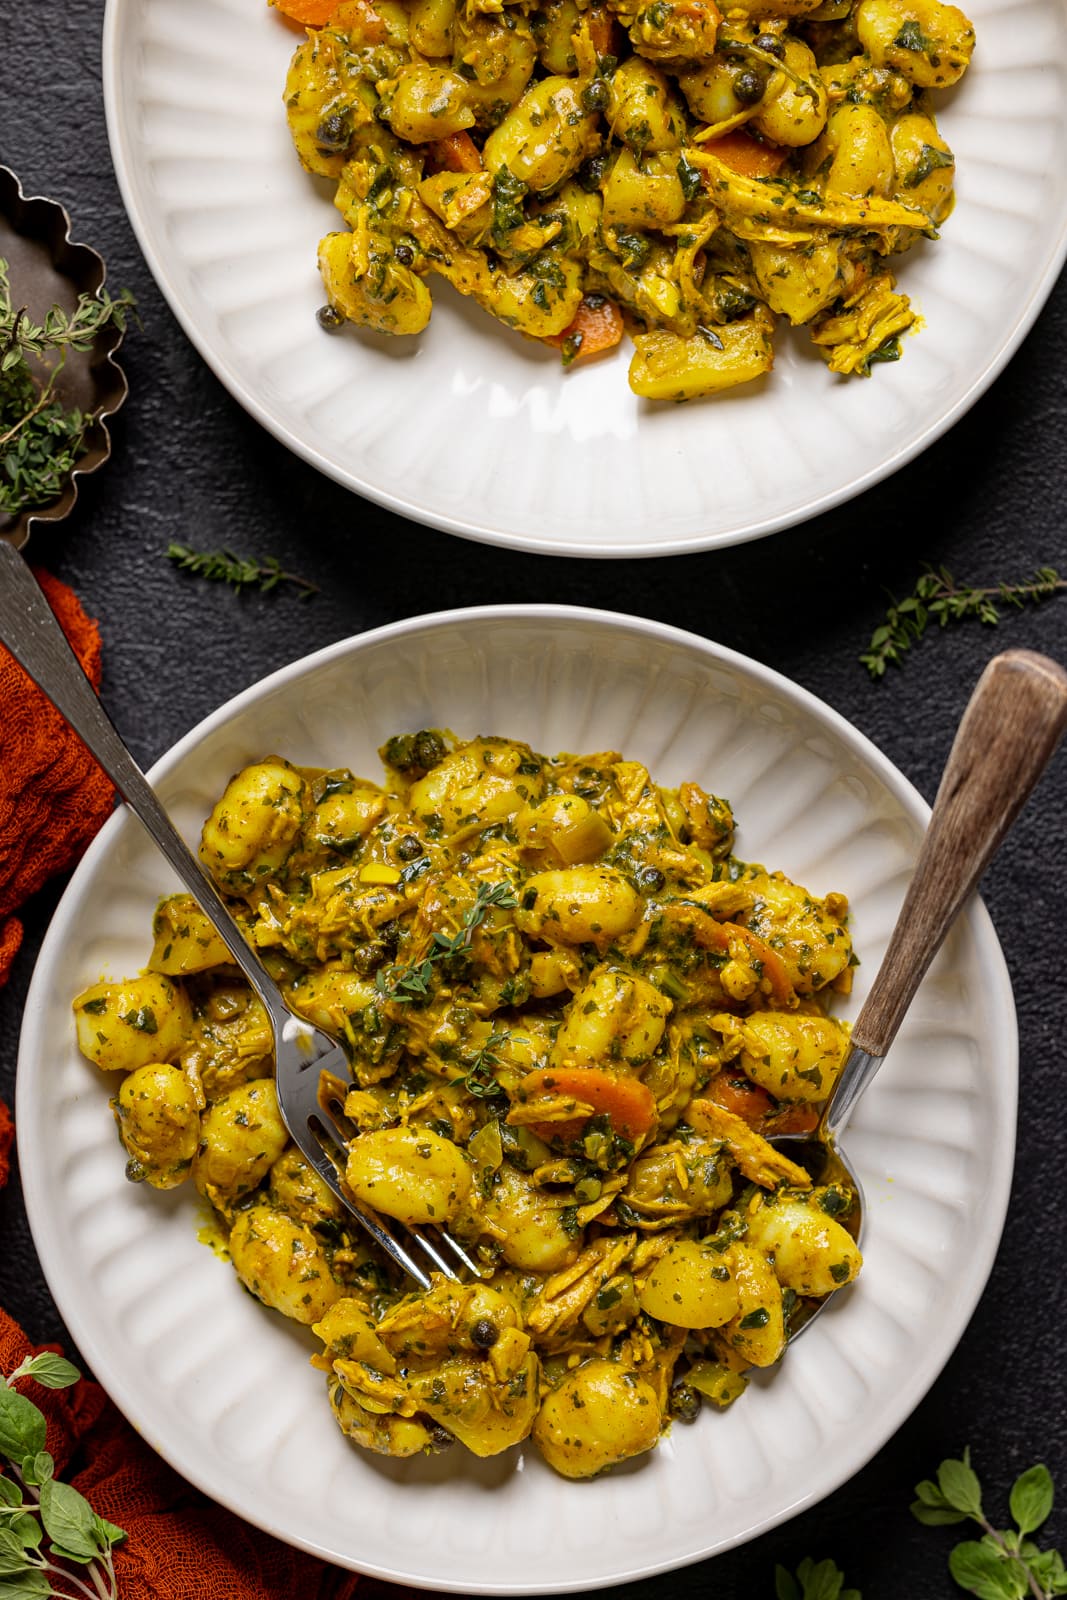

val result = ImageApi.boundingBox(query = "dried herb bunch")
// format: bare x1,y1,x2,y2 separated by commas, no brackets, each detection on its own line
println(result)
0,259,134,517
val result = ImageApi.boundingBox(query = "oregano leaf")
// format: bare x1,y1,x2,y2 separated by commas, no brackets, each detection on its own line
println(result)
17,1357,79,1393
910,1501,970,1527
948,1541,1025,1600
0,1482,21,1510
37,1479,98,1561
775,1566,802,1600
47,1542,94,1565
0,1392,46,1464
3,1519,37,1556
938,1456,984,1519
91,1510,126,1549
1009,1464,1053,1536
0,1572,52,1597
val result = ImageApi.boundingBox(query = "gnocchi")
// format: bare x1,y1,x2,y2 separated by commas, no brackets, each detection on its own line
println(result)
75,730,861,1478
274,0,974,394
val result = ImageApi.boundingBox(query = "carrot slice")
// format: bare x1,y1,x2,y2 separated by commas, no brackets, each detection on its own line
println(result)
546,295,624,366
763,1103,819,1136
686,915,794,1005
517,1067,658,1144
427,131,483,174
269,0,339,24
587,3,624,58
702,1073,774,1127
704,130,787,179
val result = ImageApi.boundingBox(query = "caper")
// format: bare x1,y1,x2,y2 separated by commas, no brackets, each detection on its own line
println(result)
636,864,666,893
394,243,415,266
315,111,351,150
669,1383,702,1424
316,304,345,332
577,152,608,192
396,834,423,860
733,67,766,104
350,940,387,976
753,31,785,56
415,730,447,770
581,78,611,112
471,1318,500,1349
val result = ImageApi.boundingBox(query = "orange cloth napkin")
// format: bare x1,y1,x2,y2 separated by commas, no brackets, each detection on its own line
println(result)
0,1111,372,1600
0,572,407,1599
0,568,115,988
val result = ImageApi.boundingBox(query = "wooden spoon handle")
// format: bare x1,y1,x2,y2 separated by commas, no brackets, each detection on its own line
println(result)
850,650,1067,1060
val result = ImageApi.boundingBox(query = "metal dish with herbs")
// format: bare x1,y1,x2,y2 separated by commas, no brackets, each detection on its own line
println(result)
72,731,861,1478
276,0,974,397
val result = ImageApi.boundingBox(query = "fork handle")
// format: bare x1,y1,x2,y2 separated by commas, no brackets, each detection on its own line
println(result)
850,649,1067,1061
0,541,291,1028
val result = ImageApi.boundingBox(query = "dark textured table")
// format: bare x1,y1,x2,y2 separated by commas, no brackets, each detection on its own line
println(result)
2,4,1066,1595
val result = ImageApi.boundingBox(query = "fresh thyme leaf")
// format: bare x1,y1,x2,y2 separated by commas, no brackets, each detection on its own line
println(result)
377,882,517,1003
452,1031,508,1098
862,566,1065,678
0,258,135,517
166,543,319,598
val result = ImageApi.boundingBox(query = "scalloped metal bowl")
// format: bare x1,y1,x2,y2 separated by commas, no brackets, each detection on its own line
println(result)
0,167,128,550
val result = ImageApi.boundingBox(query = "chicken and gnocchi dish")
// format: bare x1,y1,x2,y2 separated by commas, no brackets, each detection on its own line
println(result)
74,732,861,1478
273,0,974,397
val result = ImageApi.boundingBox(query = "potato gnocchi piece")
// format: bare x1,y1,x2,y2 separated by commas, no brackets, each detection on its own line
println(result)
230,1205,343,1323
73,974,192,1074
193,1078,289,1212
533,1358,663,1478
112,1064,200,1189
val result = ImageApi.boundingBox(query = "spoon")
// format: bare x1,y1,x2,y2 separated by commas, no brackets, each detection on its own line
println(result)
777,649,1067,1339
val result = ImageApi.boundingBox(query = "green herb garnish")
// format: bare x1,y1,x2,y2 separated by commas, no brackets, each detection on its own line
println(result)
0,1354,126,1597
0,260,134,517
166,543,318,598
862,566,1065,679
776,1557,861,1600
912,1450,1067,1597
377,881,518,1003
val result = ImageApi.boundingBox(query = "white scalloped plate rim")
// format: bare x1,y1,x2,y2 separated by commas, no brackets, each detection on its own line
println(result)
100,0,1067,557
17,606,1017,1593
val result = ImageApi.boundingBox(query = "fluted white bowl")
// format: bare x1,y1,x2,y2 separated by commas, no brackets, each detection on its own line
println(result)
18,608,1016,1592
101,0,1067,556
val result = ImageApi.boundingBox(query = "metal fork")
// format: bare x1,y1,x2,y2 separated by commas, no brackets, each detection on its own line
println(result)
0,541,477,1290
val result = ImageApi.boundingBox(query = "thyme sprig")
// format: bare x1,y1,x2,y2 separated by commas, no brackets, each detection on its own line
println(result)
862,566,1065,679
0,1352,126,1598
166,543,319,598
452,1030,508,1098
0,259,134,516
376,882,518,1004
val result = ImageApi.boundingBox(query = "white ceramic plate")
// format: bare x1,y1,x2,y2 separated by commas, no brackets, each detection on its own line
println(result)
18,608,1016,1592
102,0,1067,557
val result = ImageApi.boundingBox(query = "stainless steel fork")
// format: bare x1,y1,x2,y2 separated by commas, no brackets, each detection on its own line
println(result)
0,540,477,1291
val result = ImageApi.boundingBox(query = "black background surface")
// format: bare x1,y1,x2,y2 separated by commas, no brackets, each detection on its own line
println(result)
1,4,1066,1594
